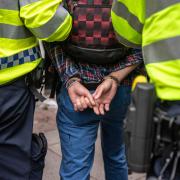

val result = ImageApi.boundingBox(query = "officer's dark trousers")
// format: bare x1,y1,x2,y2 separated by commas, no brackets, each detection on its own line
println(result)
0,78,35,180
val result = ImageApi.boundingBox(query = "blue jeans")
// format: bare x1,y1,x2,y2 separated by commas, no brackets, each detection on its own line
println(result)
56,86,131,180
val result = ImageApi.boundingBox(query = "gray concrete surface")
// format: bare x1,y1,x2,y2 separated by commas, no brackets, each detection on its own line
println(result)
34,100,146,180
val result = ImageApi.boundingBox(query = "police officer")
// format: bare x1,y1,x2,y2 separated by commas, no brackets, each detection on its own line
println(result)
111,1,180,179
111,0,180,100
0,0,72,179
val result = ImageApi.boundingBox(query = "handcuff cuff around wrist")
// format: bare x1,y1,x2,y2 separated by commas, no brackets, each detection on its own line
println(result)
66,74,120,89
66,77,81,89
103,75,120,86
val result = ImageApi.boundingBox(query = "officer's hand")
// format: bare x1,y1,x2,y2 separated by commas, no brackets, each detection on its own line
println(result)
68,81,95,111
92,78,118,115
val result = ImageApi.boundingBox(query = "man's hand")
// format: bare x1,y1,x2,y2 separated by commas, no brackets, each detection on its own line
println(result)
92,78,118,115
68,81,95,111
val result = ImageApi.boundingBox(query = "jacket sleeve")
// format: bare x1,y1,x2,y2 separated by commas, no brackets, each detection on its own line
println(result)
19,0,72,42
111,0,145,48
44,42,80,86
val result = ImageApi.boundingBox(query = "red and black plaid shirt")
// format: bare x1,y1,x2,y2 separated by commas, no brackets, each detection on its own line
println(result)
45,43,144,88
67,0,121,49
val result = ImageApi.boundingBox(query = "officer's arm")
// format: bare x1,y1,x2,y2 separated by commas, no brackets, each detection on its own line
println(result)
111,0,145,48
19,0,72,42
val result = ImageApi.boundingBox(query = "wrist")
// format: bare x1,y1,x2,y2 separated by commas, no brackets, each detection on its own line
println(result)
103,75,120,86
66,77,81,89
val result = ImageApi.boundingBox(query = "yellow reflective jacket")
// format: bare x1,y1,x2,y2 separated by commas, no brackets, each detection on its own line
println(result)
0,0,72,85
111,1,180,100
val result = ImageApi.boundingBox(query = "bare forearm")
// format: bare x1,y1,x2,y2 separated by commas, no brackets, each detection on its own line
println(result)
109,64,139,83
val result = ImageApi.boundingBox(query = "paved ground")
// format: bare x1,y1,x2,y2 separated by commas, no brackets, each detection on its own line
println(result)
34,99,146,180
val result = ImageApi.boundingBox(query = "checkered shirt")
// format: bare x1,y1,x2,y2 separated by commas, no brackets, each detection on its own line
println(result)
67,0,121,48
45,43,144,87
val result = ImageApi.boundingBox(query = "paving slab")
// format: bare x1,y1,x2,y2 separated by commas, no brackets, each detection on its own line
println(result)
129,173,146,180
43,150,61,180
49,143,61,156
45,129,60,146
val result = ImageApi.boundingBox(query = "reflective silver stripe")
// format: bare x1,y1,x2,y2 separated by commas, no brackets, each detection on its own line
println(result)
143,36,180,64
112,1,143,34
115,32,141,49
146,0,179,17
0,46,41,70
29,5,68,39
19,0,40,7
0,0,19,10
0,24,33,39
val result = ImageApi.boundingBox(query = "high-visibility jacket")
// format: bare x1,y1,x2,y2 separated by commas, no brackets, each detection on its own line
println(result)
0,0,72,85
111,0,180,100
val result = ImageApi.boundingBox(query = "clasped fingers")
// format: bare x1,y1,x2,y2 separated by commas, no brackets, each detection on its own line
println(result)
74,96,94,112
